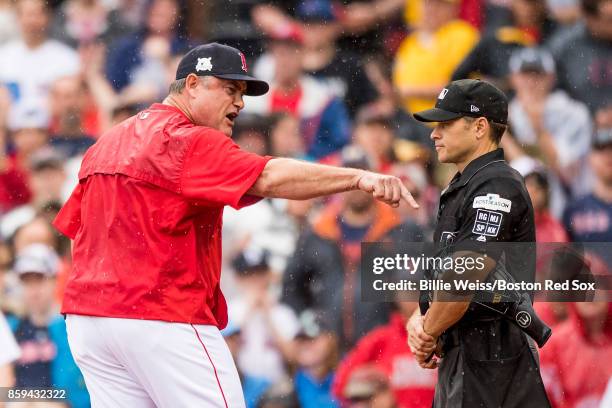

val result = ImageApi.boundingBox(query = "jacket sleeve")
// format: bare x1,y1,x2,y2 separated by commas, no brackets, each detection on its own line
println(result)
332,329,385,399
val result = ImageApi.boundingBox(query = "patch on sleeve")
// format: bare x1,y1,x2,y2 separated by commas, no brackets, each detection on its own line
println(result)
472,193,512,213
472,209,503,237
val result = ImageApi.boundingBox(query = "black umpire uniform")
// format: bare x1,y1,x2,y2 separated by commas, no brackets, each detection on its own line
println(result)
413,80,551,408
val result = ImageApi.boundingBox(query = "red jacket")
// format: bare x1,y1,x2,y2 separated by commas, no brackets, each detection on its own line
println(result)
539,303,612,408
332,313,436,407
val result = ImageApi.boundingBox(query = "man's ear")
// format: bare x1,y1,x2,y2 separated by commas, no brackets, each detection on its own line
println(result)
184,74,200,96
474,117,488,140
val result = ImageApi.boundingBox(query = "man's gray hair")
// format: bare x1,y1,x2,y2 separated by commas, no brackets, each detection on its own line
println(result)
169,76,214,94
169,78,187,94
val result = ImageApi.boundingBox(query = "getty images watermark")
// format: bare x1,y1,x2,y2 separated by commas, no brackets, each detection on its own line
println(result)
361,242,612,303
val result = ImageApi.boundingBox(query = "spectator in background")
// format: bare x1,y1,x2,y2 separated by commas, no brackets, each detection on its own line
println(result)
0,311,20,388
507,47,592,199
293,311,339,408
552,0,612,114
0,88,31,214
50,0,133,49
222,322,271,408
540,300,612,408
282,146,400,350
524,169,569,242
0,0,18,45
48,76,97,158
6,244,89,408
251,0,406,58
452,0,557,88
297,0,377,116
563,130,612,245
104,0,189,94
1,150,66,241
393,0,479,115
352,116,397,173
228,248,300,384
269,112,306,158
0,0,80,116
245,30,351,160
332,301,437,408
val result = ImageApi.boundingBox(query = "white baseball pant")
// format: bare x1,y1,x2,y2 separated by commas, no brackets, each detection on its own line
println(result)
65,314,245,408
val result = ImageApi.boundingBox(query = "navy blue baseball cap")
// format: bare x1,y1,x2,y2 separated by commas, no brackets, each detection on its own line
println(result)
176,43,269,96
414,79,508,125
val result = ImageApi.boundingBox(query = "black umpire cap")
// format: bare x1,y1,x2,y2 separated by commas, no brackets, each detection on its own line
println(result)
175,43,269,96
413,79,508,125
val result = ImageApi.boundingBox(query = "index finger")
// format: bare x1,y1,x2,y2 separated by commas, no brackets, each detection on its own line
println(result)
400,183,419,209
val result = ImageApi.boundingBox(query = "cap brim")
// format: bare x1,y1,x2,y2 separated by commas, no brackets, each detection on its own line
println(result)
413,108,463,123
214,74,269,96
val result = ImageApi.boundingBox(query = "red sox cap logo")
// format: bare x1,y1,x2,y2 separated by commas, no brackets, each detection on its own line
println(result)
239,52,248,72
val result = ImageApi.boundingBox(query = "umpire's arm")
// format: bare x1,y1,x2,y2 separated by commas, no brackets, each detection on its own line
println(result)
247,158,419,208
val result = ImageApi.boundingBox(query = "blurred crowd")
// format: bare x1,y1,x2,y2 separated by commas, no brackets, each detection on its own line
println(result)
0,0,610,407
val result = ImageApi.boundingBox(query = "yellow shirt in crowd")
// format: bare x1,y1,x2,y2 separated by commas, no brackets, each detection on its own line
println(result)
393,20,479,115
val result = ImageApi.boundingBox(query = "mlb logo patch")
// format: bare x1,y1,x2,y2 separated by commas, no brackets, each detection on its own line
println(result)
472,209,503,237
438,88,449,99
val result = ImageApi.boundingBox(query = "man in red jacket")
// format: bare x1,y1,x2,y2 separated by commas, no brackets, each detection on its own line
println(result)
333,302,436,407
53,42,418,408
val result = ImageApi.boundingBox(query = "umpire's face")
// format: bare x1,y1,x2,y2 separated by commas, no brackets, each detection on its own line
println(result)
430,117,487,164
186,75,246,136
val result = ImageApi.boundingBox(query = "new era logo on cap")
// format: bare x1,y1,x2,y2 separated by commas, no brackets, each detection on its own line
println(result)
413,79,508,125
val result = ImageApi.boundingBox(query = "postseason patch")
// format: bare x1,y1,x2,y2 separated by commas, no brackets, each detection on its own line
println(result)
473,193,512,213
472,209,503,237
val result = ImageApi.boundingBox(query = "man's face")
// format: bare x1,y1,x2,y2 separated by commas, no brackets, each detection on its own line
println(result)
271,41,304,85
147,0,178,35
510,71,554,99
354,124,395,161
590,144,612,185
50,76,84,118
17,0,49,39
430,117,478,164
188,76,246,136
20,273,56,315
587,0,612,41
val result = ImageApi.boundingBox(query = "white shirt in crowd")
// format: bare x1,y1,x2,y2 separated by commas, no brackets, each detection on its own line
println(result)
0,311,20,366
0,38,80,118
229,298,299,383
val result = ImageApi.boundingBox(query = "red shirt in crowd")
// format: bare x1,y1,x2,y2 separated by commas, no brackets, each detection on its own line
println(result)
53,103,270,328
332,313,436,407
0,155,31,213
539,304,612,408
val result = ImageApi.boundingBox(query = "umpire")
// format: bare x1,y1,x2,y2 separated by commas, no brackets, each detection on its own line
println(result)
406,79,551,407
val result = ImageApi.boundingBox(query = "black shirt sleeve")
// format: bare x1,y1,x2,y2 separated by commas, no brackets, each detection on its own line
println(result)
454,178,530,246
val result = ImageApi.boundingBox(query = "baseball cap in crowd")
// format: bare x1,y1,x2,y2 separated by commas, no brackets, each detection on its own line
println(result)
8,104,50,132
413,79,508,125
593,127,612,149
232,247,270,276
29,148,64,172
340,145,373,170
14,243,59,278
296,310,333,339
509,47,556,74
267,23,305,44
296,0,338,22
175,43,269,96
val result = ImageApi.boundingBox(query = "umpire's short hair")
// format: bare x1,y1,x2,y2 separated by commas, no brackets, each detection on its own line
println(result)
463,116,507,144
